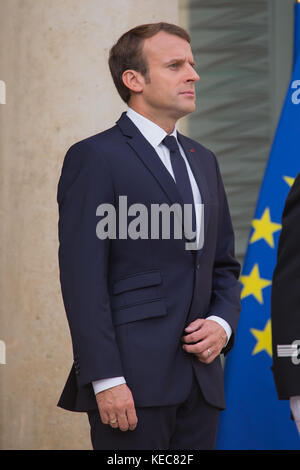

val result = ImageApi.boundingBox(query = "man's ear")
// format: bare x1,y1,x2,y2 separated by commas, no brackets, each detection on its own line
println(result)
122,69,144,94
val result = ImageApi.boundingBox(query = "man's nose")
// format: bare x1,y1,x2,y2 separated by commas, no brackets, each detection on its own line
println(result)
185,64,200,82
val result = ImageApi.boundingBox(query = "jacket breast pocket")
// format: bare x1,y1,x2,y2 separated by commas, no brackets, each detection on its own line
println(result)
110,270,167,326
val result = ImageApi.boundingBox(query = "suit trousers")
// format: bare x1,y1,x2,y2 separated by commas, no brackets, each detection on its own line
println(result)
87,374,220,450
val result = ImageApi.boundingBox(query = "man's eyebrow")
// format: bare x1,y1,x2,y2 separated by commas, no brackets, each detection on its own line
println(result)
164,58,196,66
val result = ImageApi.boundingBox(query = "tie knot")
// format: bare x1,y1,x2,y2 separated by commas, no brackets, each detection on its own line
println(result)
162,135,179,153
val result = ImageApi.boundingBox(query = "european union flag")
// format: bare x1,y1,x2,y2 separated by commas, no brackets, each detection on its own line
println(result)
216,3,300,450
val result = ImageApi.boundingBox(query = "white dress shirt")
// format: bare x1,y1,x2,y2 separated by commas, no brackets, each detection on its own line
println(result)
92,107,232,395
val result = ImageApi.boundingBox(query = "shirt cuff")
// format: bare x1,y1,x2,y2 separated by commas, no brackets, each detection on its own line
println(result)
290,396,300,426
92,376,126,395
206,315,232,346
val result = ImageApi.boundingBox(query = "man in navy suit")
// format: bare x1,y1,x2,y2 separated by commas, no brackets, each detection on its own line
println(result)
57,22,241,450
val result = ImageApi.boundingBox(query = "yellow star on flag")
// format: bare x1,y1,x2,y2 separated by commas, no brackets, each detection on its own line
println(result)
240,264,271,304
250,207,281,248
250,319,272,357
283,175,295,188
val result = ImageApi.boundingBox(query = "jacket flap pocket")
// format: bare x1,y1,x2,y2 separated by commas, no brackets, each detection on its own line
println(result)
113,271,162,295
112,299,167,326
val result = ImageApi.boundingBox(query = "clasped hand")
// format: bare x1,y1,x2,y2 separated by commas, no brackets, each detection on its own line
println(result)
181,318,227,364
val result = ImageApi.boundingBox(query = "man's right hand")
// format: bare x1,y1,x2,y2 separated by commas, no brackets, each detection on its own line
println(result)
95,383,138,432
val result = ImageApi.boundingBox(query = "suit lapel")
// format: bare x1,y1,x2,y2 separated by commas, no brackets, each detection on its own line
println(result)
116,112,184,209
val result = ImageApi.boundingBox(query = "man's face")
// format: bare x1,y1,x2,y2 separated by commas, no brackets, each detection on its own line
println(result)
137,31,200,120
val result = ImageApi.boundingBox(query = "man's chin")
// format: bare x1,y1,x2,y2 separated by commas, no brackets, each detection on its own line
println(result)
186,102,196,113
177,103,196,118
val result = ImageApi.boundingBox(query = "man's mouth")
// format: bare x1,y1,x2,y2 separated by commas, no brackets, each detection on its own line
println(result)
180,91,195,97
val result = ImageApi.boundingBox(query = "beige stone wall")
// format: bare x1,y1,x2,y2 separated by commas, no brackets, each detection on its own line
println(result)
0,0,179,450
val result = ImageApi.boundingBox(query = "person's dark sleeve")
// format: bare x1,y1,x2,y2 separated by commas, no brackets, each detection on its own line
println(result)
271,172,300,399
57,141,124,388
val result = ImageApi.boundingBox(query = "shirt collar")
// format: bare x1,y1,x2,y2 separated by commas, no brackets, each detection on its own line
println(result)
126,106,178,148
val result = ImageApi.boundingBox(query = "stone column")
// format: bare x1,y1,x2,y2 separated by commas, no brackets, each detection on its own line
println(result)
0,0,178,450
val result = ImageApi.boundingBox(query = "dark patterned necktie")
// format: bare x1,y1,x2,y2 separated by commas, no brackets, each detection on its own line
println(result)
162,135,196,240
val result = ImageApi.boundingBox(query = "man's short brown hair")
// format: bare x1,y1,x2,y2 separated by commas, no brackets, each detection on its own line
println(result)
108,22,191,104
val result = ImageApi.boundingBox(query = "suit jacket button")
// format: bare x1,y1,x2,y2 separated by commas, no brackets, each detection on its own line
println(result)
196,263,200,270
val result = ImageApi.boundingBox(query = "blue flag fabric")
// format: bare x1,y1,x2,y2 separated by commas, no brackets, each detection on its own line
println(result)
216,4,300,450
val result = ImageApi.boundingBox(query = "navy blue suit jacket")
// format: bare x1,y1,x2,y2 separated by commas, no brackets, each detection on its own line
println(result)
57,112,241,412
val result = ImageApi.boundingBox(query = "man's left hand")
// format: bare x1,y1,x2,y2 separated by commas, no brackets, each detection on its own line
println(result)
181,318,227,364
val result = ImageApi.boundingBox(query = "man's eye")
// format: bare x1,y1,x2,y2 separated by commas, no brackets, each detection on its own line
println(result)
169,63,179,68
